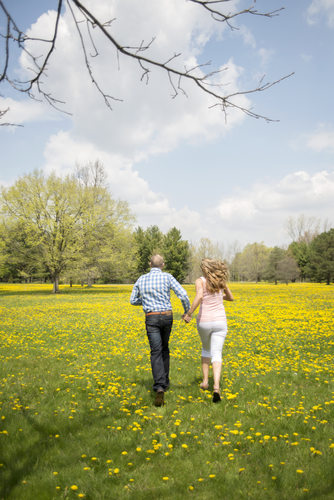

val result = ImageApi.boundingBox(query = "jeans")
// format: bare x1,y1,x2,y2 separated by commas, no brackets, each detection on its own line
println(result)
145,313,173,392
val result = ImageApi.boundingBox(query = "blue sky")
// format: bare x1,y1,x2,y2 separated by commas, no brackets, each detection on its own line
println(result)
1,0,333,251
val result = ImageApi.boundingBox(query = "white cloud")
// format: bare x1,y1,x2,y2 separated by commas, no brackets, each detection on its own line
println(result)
238,25,257,48
15,0,252,240
7,1,328,250
213,170,334,245
307,126,334,152
17,0,249,157
0,97,59,125
307,0,334,27
42,130,206,238
258,47,274,65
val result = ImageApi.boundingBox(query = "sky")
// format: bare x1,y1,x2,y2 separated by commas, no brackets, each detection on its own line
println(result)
0,0,333,252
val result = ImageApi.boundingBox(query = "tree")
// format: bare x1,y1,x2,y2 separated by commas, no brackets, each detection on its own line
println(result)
286,214,329,245
237,242,270,282
276,255,300,284
73,162,135,286
305,229,334,285
0,0,292,124
0,167,134,291
0,220,47,282
163,227,190,283
265,246,286,284
134,225,163,276
288,241,309,281
186,237,225,282
1,171,84,292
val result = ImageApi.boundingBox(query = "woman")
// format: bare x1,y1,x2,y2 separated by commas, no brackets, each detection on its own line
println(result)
183,259,234,403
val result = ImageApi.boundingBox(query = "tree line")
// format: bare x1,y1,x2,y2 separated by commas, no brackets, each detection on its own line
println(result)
0,166,333,290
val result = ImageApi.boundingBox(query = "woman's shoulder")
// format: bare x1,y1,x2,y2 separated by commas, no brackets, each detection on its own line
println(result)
195,277,205,284
195,277,205,287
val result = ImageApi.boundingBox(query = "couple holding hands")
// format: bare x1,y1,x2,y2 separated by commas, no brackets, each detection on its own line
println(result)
130,254,234,407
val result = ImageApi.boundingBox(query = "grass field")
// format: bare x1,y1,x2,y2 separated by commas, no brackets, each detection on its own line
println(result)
0,282,333,499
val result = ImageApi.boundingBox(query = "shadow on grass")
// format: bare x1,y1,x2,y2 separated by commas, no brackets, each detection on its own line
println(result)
0,406,112,499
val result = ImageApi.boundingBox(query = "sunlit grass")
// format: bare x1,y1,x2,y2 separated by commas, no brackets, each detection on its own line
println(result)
0,283,333,499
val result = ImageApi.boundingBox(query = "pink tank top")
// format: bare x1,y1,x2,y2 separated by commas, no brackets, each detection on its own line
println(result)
197,277,226,323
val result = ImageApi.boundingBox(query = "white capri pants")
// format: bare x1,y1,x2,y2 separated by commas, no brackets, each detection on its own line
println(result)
197,321,227,363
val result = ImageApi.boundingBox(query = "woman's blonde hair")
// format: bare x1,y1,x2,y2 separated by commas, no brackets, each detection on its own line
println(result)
200,258,229,294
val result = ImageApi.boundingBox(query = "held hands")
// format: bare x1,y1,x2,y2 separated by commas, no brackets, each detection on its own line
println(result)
182,312,192,323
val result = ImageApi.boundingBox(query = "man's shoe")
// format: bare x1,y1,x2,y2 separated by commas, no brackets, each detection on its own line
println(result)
154,391,164,407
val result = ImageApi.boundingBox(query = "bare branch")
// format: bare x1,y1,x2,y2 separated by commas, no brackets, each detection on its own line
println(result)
0,107,23,127
28,0,63,89
0,0,293,123
67,0,123,108
188,0,284,30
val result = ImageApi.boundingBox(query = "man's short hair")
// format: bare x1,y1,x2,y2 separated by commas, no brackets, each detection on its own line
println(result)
150,254,164,268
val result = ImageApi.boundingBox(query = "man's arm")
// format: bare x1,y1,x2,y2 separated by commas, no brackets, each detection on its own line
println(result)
170,276,190,313
130,281,142,306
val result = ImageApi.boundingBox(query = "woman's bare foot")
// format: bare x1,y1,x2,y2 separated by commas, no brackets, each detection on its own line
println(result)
200,382,209,390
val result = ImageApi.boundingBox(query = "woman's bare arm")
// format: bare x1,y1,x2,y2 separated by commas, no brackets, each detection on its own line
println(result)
183,278,203,322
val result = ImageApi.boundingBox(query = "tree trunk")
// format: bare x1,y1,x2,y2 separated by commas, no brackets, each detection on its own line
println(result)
53,275,60,293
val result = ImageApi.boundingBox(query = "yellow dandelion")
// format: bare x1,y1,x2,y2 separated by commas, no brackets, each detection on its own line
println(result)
70,485,78,491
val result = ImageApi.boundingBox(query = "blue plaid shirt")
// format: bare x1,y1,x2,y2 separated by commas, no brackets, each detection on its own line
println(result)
130,267,190,313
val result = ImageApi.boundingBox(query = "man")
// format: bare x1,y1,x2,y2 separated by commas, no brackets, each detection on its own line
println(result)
130,254,190,407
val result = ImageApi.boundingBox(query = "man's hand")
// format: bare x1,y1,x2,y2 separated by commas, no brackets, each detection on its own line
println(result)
182,312,192,323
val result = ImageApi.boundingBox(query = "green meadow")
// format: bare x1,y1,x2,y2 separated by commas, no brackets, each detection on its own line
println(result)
0,283,333,499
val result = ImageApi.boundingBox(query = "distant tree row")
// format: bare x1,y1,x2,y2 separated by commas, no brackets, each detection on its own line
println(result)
230,216,333,285
0,167,333,289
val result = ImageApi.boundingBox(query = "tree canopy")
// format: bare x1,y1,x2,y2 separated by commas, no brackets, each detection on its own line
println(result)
0,164,134,291
306,229,334,285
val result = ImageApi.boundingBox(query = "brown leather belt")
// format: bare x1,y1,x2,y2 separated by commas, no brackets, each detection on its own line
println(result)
146,310,172,316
